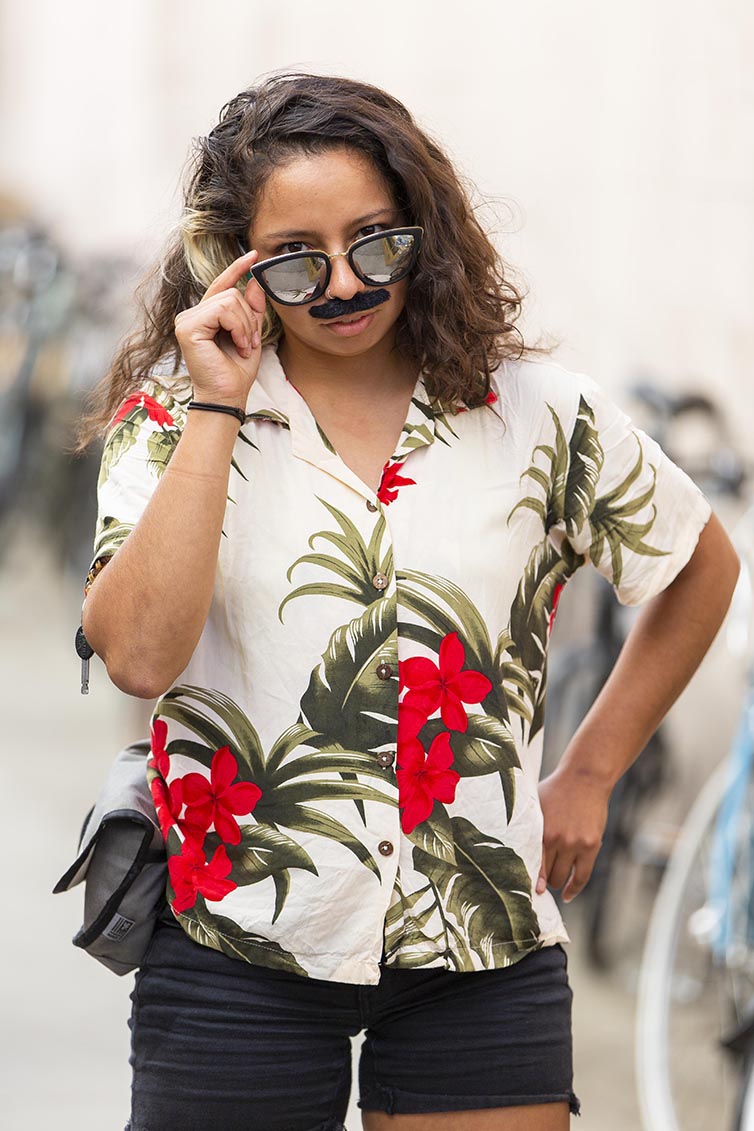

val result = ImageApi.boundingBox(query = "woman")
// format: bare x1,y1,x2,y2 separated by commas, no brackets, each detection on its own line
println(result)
80,72,739,1131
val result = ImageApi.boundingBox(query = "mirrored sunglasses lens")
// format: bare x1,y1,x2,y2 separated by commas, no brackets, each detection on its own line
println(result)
260,255,326,303
353,233,416,284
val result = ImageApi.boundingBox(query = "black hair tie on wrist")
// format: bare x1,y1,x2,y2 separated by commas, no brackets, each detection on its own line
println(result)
187,401,246,426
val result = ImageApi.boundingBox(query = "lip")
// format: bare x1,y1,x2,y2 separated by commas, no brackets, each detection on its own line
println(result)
322,312,376,337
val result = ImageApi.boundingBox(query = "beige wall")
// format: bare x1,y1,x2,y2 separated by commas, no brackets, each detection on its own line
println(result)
2,0,753,431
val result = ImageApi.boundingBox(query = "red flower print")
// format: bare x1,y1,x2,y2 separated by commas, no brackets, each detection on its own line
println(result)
182,746,262,845
377,460,416,505
547,582,565,636
398,703,426,746
454,389,497,414
149,718,170,777
168,841,236,913
150,775,184,840
400,632,493,733
397,732,461,834
110,391,175,430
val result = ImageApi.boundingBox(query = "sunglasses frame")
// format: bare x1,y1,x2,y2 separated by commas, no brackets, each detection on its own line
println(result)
246,225,424,307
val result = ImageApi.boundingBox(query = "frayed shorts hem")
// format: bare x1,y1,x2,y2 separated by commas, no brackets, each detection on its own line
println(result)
359,1085,582,1117
126,1122,346,1131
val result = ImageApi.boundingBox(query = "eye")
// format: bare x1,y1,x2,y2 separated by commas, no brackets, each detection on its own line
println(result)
275,241,313,255
357,224,388,239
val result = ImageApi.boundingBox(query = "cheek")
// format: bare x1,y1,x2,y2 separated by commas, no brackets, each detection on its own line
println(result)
269,302,312,336
385,281,408,320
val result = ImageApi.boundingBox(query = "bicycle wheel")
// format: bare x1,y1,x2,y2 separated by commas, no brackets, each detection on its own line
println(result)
636,761,754,1130
736,1053,754,1131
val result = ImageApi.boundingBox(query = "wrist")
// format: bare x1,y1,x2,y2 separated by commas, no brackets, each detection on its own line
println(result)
554,754,618,796
188,400,246,425
181,406,242,447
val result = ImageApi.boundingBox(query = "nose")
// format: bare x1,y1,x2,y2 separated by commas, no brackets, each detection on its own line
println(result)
326,252,365,300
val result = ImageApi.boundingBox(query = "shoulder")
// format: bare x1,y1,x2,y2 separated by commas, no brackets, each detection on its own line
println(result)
490,356,605,438
106,355,191,437
492,355,602,406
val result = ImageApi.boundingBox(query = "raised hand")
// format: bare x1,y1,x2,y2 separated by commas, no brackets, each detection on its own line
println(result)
174,250,267,408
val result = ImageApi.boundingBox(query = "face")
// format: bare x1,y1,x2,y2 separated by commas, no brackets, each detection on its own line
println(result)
247,148,410,358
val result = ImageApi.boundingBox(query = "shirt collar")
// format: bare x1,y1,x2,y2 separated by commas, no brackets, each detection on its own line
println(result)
242,344,464,494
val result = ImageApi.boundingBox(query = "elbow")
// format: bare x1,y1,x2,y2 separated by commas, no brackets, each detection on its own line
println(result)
104,643,184,698
106,662,173,701
82,598,183,699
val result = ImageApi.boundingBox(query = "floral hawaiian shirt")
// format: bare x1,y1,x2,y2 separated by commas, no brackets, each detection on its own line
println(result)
87,345,711,984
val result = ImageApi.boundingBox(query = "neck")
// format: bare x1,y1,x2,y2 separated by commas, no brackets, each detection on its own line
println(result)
276,329,417,406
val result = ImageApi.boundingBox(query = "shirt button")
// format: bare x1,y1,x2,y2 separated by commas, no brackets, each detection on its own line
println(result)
366,500,379,512
372,572,389,591
376,663,393,680
378,840,394,856
376,750,395,767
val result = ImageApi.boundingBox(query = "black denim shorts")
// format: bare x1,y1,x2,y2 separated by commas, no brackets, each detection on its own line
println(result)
126,922,580,1131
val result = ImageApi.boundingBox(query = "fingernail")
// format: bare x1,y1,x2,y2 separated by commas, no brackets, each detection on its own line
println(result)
252,330,261,348
536,879,546,894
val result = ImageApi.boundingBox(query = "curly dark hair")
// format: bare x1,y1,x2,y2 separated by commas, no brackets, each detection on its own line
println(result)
78,70,549,445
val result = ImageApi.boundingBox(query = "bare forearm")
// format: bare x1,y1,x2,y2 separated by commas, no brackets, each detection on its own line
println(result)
82,411,239,697
561,512,740,788
537,512,739,902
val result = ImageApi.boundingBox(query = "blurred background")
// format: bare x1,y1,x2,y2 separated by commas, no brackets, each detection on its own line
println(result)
2,1,754,1128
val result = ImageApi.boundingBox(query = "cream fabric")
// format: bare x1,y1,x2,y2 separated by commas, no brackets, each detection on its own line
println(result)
88,346,711,984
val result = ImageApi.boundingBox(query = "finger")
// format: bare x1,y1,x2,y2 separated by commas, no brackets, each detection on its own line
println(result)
203,250,260,301
547,850,574,893
562,853,596,904
215,296,256,357
536,844,548,894
243,271,268,319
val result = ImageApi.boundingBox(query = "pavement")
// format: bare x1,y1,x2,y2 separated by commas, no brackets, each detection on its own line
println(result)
0,524,742,1130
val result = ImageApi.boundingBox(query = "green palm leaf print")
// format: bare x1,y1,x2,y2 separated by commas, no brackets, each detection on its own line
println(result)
146,428,180,478
98,415,142,487
222,823,318,885
383,878,442,965
156,685,397,906
300,596,399,750
92,516,135,559
398,569,494,672
418,716,518,818
587,440,667,586
408,803,457,864
397,569,512,730
510,396,602,536
183,901,309,976
279,500,393,617
412,816,540,967
565,396,604,531
498,540,575,738
160,685,266,780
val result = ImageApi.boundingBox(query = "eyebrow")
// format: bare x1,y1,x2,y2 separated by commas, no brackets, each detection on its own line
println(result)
260,208,397,243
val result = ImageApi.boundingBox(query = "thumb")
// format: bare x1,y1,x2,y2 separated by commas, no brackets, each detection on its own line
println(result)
536,845,548,895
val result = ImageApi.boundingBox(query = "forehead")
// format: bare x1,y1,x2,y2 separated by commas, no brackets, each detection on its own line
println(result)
251,148,397,237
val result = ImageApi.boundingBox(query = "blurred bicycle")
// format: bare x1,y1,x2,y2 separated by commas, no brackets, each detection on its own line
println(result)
544,379,747,974
636,505,754,1130
0,215,136,579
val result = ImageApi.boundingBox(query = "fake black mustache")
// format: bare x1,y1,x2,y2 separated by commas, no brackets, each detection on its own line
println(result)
308,288,390,320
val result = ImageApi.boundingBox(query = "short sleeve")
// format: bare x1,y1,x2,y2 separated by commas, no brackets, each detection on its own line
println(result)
85,385,187,593
548,378,711,606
